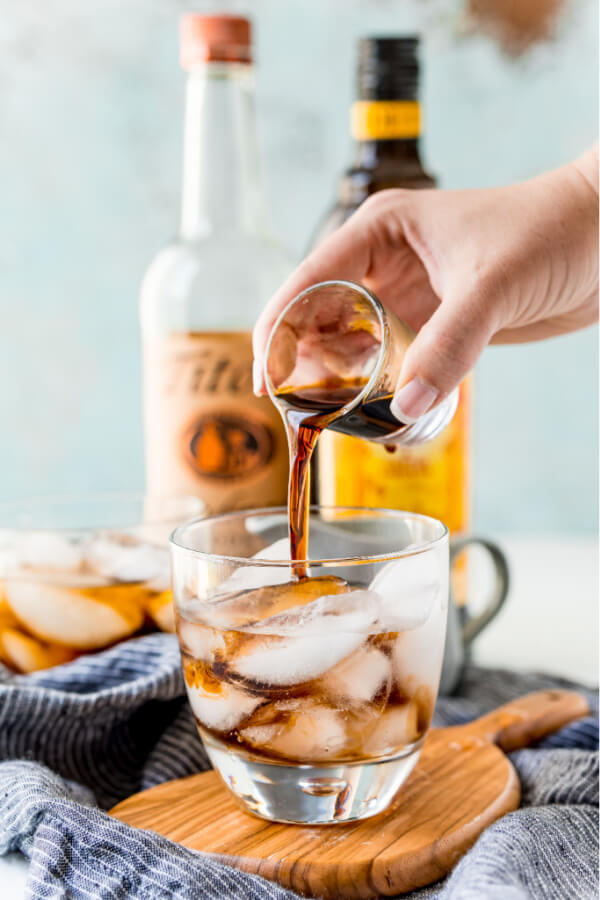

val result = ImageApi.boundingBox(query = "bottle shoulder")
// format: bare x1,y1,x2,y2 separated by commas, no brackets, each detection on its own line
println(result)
339,165,436,204
311,165,437,248
141,233,294,284
140,235,295,333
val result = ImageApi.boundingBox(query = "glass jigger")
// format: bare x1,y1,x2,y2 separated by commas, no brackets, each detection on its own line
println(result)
171,506,449,824
264,279,457,445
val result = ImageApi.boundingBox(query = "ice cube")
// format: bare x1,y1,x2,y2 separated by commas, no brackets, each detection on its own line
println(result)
215,538,291,596
85,533,169,584
203,575,350,631
362,702,419,757
0,597,19,630
240,699,348,762
0,627,77,674
369,551,442,631
230,589,379,686
251,537,291,561
244,585,376,636
148,570,172,593
391,577,448,699
0,546,19,577
4,580,144,650
321,645,391,703
146,592,175,633
185,676,261,732
231,631,362,685
17,532,85,573
177,619,226,660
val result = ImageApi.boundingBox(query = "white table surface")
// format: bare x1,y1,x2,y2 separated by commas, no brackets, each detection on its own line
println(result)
2,535,597,896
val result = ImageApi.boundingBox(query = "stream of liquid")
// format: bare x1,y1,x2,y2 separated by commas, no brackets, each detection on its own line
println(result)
274,377,407,576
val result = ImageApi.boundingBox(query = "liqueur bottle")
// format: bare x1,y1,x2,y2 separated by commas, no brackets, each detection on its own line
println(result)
314,37,471,538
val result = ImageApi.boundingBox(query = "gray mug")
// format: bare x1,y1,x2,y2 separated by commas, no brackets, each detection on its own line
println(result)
440,536,510,694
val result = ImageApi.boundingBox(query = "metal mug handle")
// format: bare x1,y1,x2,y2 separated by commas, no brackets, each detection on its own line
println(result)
449,536,510,647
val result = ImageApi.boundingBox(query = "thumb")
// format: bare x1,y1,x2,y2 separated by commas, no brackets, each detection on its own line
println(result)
390,291,496,423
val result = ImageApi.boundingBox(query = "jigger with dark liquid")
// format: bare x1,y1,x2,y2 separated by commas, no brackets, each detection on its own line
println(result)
264,280,458,446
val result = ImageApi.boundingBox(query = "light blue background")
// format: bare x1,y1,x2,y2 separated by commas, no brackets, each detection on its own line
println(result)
0,0,597,533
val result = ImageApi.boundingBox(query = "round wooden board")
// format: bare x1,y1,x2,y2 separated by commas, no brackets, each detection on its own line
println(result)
111,690,588,899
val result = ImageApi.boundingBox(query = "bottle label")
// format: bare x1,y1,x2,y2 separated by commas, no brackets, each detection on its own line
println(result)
143,332,289,513
351,101,421,140
317,379,470,535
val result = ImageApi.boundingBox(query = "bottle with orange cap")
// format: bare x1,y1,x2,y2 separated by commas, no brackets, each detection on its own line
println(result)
140,14,293,513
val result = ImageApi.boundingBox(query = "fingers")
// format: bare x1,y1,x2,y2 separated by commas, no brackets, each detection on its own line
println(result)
252,211,373,394
391,287,497,423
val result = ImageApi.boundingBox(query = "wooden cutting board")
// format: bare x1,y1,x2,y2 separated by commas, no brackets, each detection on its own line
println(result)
111,690,588,898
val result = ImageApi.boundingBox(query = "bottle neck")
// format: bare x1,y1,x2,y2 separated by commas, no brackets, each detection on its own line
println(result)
349,98,423,170
352,138,422,169
180,63,267,239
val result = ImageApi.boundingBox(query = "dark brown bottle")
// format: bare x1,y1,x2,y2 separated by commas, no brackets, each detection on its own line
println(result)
312,36,435,244
312,36,471,543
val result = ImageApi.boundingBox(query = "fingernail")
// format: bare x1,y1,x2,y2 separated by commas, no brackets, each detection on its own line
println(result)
391,377,439,424
253,358,266,396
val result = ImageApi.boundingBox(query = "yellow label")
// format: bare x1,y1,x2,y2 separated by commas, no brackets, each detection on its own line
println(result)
351,101,421,140
317,379,471,536
143,332,289,514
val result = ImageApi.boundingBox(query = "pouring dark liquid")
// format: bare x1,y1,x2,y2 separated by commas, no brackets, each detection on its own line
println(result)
275,376,408,577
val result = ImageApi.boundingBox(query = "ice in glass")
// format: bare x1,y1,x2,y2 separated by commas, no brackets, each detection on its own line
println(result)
171,510,448,824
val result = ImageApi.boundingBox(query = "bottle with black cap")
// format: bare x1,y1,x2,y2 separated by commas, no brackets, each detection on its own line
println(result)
313,36,435,241
314,36,471,550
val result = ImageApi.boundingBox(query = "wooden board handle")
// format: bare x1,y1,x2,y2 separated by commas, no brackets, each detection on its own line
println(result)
107,690,590,900
464,689,589,752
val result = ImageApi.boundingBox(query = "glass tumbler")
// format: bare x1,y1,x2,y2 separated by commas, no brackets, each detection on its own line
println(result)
170,506,448,824
264,279,458,445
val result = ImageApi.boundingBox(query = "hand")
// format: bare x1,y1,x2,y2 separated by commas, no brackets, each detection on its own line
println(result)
253,146,598,422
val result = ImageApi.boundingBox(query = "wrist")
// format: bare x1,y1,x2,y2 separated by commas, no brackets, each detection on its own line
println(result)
548,148,599,308
572,144,599,197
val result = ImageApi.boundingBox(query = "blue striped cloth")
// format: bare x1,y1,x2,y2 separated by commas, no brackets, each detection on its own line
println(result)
0,633,597,899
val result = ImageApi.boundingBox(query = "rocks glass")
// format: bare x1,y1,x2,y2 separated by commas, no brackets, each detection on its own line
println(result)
171,505,448,824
